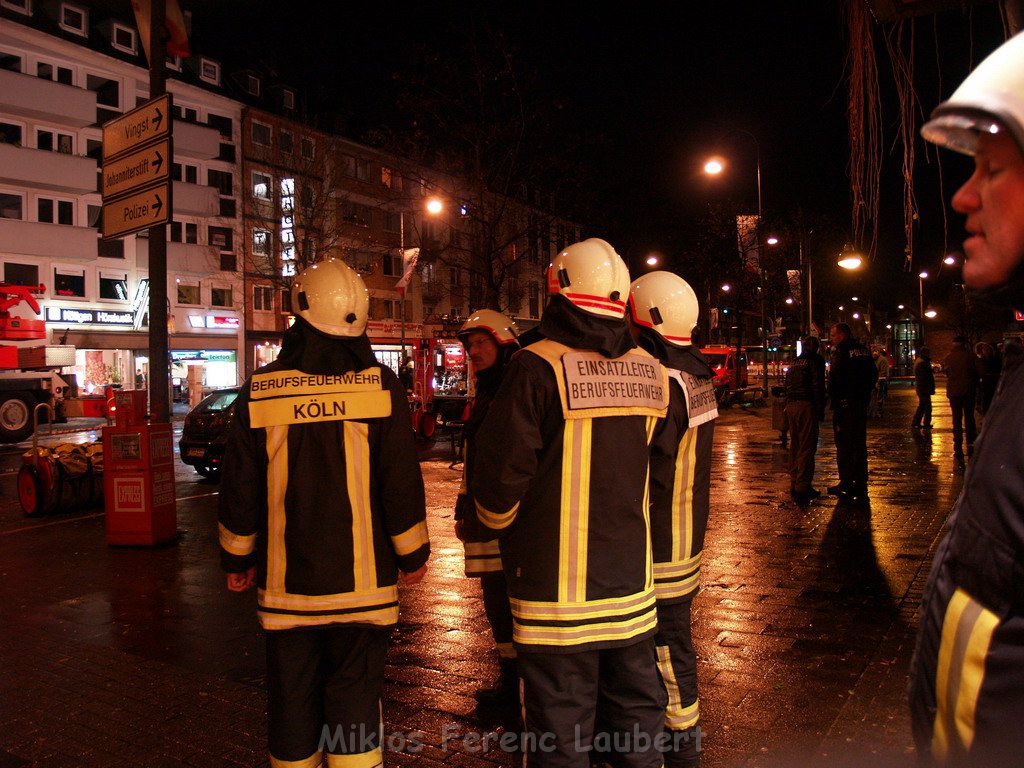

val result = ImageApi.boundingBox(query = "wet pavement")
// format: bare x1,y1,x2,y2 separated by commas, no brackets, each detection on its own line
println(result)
0,383,969,767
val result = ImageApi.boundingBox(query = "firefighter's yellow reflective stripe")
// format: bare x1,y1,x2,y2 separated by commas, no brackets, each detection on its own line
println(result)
250,367,384,399
325,747,383,768
496,641,516,659
653,573,701,601
259,584,397,610
464,540,500,558
511,588,655,621
932,588,999,762
270,750,323,768
559,419,592,603
465,557,502,575
344,422,376,591
527,340,668,420
476,499,519,530
259,606,398,630
249,390,391,428
643,416,656,589
672,428,698,562
265,425,289,593
392,520,429,556
653,553,701,577
514,609,657,646
657,644,700,730
218,523,256,556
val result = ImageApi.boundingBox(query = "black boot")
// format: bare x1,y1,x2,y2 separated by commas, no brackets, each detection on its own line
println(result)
475,659,518,705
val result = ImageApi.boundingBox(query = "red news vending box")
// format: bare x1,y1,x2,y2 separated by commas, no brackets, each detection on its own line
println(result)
103,421,177,545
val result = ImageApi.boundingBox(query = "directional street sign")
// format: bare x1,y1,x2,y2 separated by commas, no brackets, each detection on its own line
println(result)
101,184,169,240
102,138,169,198
101,93,173,240
102,93,170,161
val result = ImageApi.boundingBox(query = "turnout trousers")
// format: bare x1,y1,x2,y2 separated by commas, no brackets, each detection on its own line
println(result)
266,625,388,767
785,401,819,494
654,600,702,768
518,638,666,768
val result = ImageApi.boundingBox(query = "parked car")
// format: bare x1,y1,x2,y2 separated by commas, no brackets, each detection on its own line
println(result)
178,386,241,481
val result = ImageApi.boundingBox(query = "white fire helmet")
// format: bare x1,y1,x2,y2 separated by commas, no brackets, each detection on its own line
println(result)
291,258,369,337
921,31,1024,156
458,309,519,346
628,271,699,347
547,238,630,318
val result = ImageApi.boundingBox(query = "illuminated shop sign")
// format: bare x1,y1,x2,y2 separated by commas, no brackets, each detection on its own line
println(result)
186,315,240,329
280,177,296,278
45,307,138,326
171,350,237,363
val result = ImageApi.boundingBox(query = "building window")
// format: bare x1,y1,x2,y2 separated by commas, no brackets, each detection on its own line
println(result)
300,185,314,211
280,288,292,314
341,154,369,181
247,75,260,95
199,58,220,85
383,253,401,277
282,89,295,110
207,113,232,138
253,172,271,200
251,121,271,146
99,272,128,301
208,226,233,251
0,120,23,146
207,169,233,196
383,211,400,233
54,267,86,298
342,201,371,227
0,0,31,16
111,23,136,54
60,4,87,35
381,166,393,188
529,281,539,318
38,197,74,225
176,282,200,305
300,137,314,160
0,51,22,73
0,192,23,220
173,104,198,123
253,229,270,256
219,253,236,271
85,73,120,108
253,285,274,311
278,130,293,154
211,286,232,307
165,55,181,71
4,262,38,286
36,128,74,154
38,60,74,85
171,162,198,184
169,221,197,244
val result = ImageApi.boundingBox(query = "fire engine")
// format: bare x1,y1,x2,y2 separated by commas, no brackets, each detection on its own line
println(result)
0,284,75,442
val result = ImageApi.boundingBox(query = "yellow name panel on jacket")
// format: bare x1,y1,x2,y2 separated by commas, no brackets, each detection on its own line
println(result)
248,368,392,428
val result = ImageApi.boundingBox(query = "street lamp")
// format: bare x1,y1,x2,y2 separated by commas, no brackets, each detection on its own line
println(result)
837,242,864,270
703,128,767,398
918,270,929,326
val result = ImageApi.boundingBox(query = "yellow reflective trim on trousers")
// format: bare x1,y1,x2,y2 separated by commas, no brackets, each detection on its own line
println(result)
270,750,323,768
265,425,289,593
344,422,376,591
654,572,700,602
250,390,391,428
218,522,256,556
392,520,429,556
653,553,701,578
476,499,519,530
325,747,383,768
514,610,657,646
671,428,697,562
932,588,999,762
657,644,699,730
464,540,501,558
259,605,399,630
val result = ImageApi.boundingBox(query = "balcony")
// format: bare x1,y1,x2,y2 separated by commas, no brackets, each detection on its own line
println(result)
136,239,219,275
0,219,98,261
172,181,220,217
0,69,96,127
174,120,220,160
0,143,97,194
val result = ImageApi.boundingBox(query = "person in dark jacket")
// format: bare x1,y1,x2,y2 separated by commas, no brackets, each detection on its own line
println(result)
912,348,936,429
472,239,669,768
910,32,1024,766
628,272,718,768
453,309,520,705
219,259,429,767
943,336,979,456
826,323,876,503
975,341,1001,415
785,336,826,505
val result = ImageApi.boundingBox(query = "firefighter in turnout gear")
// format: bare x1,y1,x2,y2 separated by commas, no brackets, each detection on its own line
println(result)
628,272,717,768
454,309,520,705
219,258,429,767
471,238,670,768
910,31,1024,767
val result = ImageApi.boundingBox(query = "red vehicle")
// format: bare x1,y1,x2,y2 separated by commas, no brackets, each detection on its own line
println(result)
392,337,470,441
700,346,749,403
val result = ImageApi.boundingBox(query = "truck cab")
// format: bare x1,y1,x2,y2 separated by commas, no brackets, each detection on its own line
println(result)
700,346,749,403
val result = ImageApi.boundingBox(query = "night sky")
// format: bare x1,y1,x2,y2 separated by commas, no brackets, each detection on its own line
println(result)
179,0,1008,318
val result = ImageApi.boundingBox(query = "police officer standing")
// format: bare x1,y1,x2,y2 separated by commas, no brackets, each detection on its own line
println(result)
472,239,669,768
628,272,718,768
219,259,430,767
826,322,876,503
454,309,520,705
785,336,826,505
911,31,1024,766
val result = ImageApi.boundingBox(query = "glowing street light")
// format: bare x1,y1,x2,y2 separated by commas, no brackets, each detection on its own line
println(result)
721,283,731,292
837,242,864,270
943,254,956,265
646,254,660,267
425,197,444,216
766,236,779,246
925,307,938,319
703,158,724,175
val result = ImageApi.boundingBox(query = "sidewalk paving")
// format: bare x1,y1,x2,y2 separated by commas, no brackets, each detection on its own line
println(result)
0,384,965,767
